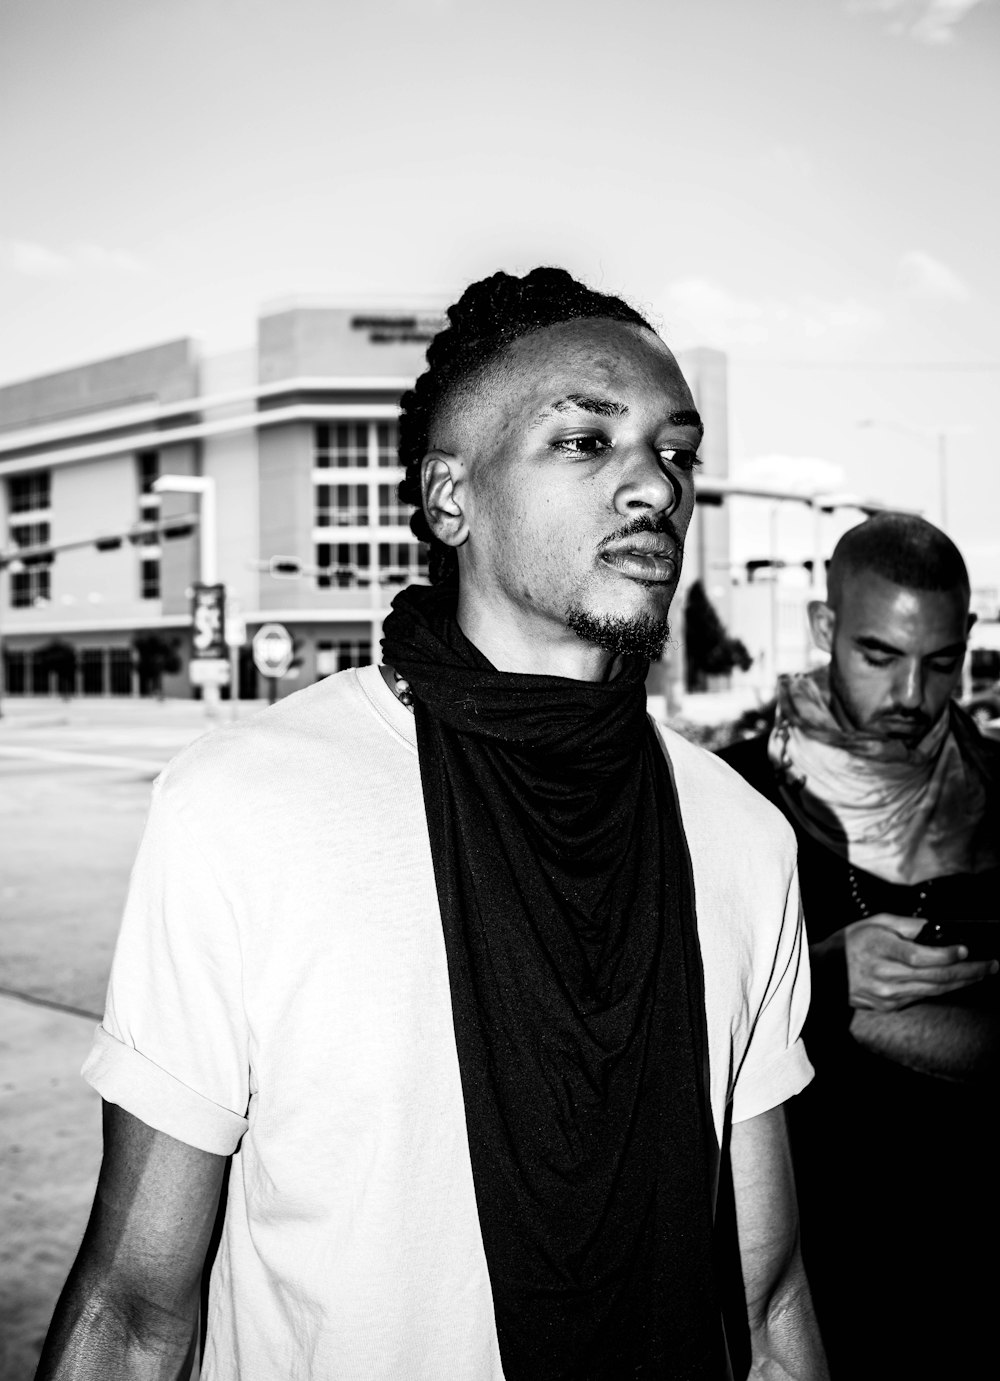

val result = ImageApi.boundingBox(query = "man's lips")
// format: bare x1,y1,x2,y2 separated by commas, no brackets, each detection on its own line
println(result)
599,534,678,583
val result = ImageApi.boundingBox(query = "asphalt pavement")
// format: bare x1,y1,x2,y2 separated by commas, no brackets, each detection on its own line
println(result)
0,696,261,1379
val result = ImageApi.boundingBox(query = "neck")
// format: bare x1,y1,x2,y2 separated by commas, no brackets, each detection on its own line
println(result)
456,596,622,681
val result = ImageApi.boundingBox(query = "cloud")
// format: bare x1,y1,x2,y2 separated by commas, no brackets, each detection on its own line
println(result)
846,0,990,45
659,277,883,350
732,454,848,497
897,249,970,301
1,239,149,279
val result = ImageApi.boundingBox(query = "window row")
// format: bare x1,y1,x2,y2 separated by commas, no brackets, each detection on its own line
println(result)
3,646,135,696
315,483,410,527
315,422,398,468
315,542,429,589
316,641,372,676
7,557,159,607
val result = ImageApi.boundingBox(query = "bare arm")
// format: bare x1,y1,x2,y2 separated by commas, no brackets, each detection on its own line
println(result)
35,1102,227,1381
811,913,999,1079
851,986,1000,1082
731,1105,828,1381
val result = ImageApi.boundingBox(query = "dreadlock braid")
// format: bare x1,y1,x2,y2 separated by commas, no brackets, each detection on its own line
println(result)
397,266,653,585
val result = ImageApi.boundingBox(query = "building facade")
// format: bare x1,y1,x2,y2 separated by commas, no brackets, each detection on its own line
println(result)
0,308,730,702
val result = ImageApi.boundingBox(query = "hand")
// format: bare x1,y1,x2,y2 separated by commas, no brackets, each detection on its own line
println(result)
844,914,999,1013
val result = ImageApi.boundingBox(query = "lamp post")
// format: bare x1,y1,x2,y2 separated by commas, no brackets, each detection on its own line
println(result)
857,419,951,530
152,475,220,714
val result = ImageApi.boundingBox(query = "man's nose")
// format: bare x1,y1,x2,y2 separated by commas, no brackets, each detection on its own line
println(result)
894,660,925,709
613,447,683,517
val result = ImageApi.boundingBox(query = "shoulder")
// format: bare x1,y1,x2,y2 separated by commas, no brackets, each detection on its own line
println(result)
655,722,796,867
715,731,777,799
156,666,407,814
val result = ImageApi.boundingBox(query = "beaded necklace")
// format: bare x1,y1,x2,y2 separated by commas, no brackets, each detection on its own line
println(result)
846,864,932,920
392,671,415,710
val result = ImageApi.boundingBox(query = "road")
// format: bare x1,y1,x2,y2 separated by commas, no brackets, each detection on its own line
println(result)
0,696,258,1379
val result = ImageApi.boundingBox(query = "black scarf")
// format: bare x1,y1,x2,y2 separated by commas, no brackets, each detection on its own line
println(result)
381,584,726,1380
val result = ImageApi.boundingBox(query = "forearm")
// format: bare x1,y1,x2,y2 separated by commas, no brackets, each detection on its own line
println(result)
748,1250,829,1381
850,998,1000,1083
35,1259,198,1381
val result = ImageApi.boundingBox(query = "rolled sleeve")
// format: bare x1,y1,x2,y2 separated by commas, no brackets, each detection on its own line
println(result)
731,864,815,1123
83,1026,248,1155
84,773,251,1153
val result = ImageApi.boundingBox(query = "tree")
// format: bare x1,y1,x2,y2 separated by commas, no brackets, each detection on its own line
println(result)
33,640,78,699
133,633,182,700
683,581,752,692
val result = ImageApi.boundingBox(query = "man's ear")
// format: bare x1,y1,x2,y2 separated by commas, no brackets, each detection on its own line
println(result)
967,611,978,636
807,600,836,654
422,451,469,549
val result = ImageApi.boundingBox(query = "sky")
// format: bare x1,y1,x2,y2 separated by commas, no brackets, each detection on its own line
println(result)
2,0,998,589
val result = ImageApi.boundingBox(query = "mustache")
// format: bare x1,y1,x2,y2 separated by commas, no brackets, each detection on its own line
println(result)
598,512,684,551
873,707,931,728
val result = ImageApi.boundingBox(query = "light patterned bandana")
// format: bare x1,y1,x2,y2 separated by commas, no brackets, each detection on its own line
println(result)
768,666,999,885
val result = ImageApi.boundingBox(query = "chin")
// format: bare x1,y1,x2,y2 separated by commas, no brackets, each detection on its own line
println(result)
565,603,671,660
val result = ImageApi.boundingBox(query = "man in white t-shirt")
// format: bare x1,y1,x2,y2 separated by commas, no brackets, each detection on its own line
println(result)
39,268,827,1380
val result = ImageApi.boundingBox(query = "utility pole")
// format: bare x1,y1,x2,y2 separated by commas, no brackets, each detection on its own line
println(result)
153,475,222,717
857,418,955,530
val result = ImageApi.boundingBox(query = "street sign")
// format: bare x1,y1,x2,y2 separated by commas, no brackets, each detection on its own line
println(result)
252,622,294,678
191,583,226,660
189,658,230,688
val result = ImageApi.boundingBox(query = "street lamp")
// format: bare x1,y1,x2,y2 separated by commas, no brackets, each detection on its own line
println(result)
152,474,217,583
152,475,220,714
857,419,953,530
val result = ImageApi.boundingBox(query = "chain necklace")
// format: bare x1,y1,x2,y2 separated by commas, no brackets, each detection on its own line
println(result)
846,864,932,920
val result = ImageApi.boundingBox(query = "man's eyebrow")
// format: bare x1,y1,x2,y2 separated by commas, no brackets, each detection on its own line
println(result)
544,394,629,419
855,635,967,658
534,396,704,434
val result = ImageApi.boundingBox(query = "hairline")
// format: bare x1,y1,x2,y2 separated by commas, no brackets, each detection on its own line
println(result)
427,316,665,449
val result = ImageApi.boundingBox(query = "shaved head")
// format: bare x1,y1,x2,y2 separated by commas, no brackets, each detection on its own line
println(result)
827,512,970,611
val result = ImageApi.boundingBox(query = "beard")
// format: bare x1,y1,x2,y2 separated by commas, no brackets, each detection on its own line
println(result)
565,604,671,661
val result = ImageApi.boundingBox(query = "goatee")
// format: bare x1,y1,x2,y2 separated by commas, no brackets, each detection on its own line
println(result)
565,606,671,661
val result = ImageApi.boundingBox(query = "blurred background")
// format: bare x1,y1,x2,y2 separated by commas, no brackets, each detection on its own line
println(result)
1,0,998,1373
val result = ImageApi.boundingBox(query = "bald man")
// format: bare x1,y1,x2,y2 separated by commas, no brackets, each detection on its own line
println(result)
720,512,1000,1380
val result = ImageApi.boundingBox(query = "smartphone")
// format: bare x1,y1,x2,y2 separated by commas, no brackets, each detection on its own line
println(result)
915,920,1000,962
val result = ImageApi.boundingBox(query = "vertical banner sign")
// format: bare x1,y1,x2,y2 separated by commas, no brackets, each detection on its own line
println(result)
191,583,227,661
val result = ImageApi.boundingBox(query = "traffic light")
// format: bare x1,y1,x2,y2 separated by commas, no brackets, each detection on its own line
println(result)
268,556,302,578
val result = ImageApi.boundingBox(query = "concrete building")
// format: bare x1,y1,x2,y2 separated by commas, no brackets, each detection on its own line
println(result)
0,309,731,703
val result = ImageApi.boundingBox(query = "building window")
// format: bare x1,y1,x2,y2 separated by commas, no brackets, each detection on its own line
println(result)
377,484,410,527
315,542,371,588
11,561,51,608
376,422,399,467
8,471,51,514
10,520,49,550
315,422,369,468
377,542,429,586
3,649,27,694
109,647,134,696
316,639,372,677
316,483,368,528
141,558,160,600
81,648,105,696
6,477,52,606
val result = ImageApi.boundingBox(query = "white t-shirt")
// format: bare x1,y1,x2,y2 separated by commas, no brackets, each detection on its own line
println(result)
83,664,813,1381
